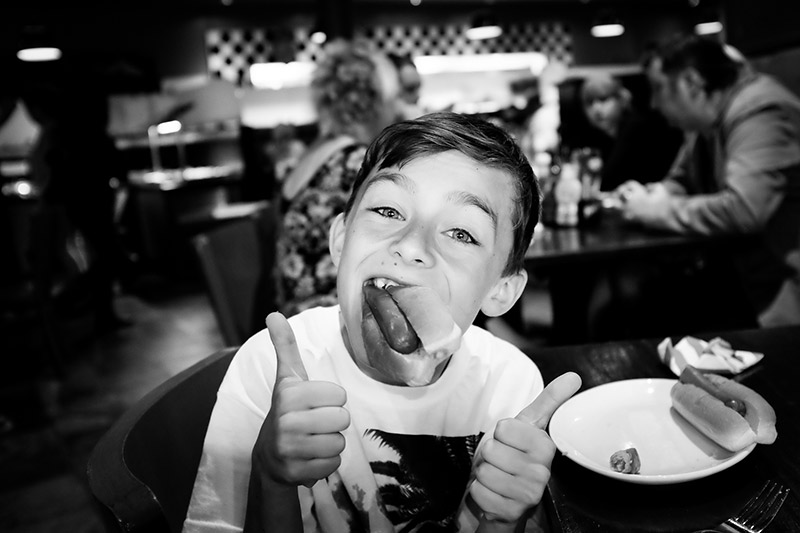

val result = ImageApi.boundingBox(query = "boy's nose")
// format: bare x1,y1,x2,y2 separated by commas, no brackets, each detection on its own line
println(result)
389,224,434,266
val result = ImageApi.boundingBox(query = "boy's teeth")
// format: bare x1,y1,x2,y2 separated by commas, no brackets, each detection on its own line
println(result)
373,278,399,290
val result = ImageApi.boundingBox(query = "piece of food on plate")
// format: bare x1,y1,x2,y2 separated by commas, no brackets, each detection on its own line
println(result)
363,283,462,386
609,447,641,474
670,366,777,452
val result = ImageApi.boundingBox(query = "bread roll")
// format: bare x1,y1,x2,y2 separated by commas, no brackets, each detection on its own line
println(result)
390,286,462,357
671,383,757,452
701,372,777,445
670,366,777,452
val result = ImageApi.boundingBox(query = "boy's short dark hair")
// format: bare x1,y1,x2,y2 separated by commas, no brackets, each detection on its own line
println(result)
344,112,540,276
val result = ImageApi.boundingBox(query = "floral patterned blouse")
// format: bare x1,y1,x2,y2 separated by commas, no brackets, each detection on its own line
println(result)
277,142,367,317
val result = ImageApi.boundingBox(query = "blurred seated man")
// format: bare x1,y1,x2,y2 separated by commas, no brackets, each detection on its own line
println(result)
580,73,683,191
619,35,800,327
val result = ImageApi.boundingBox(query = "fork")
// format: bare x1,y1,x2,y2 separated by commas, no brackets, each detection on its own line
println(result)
695,480,790,533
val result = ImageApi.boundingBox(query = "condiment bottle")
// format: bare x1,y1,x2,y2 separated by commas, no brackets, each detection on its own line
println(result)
554,152,581,227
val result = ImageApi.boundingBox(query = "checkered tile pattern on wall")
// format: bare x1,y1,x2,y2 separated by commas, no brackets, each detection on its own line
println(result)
206,22,573,86
206,28,278,86
356,21,573,61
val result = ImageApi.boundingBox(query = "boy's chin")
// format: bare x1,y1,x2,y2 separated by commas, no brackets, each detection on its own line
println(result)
361,315,448,387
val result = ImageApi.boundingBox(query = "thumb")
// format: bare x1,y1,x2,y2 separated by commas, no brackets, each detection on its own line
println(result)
516,372,581,429
266,312,309,385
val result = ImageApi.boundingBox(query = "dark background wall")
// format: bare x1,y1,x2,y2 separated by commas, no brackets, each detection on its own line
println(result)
4,0,800,132
0,0,715,92
725,0,800,56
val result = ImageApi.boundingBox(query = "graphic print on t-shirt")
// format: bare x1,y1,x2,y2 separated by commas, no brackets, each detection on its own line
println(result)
363,429,483,532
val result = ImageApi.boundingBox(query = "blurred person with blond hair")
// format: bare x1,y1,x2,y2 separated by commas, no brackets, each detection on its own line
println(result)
276,39,405,317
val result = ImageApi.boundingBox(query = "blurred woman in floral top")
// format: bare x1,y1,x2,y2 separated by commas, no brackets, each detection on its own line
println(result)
276,39,405,316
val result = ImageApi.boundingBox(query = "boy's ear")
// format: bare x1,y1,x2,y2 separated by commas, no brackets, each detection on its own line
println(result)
328,213,346,267
480,269,528,317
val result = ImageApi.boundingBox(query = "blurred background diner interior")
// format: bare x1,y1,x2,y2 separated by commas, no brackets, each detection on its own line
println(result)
2,0,800,530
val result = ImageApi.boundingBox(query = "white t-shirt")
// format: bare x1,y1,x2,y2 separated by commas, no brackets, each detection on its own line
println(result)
183,306,544,532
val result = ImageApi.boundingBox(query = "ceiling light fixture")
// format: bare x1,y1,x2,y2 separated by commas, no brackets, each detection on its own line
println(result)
694,21,723,35
466,12,502,41
17,46,61,62
16,25,62,62
590,11,625,38
693,5,724,35
590,23,624,38
310,29,327,45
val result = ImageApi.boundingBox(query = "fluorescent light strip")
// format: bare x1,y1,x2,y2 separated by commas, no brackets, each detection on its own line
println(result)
250,61,315,90
590,23,625,38
17,47,62,62
415,52,548,75
249,52,548,91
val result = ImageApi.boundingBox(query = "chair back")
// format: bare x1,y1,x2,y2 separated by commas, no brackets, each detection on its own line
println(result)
87,347,238,533
192,202,280,346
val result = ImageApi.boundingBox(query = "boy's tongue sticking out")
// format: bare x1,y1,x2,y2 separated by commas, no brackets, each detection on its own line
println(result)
361,282,462,386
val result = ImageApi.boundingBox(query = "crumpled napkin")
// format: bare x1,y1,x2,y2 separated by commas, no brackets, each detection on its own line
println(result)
657,336,764,376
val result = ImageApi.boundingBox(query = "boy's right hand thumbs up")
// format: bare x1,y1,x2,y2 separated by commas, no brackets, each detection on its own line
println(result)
253,312,350,488
270,312,309,385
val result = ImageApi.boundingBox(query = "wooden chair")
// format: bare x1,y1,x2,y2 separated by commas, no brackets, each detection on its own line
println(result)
86,347,237,533
191,201,280,346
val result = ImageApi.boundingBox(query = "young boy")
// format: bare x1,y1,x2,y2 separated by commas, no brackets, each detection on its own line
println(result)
183,112,581,533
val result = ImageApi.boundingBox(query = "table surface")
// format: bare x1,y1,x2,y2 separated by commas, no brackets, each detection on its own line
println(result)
525,209,738,268
521,209,756,344
526,326,800,533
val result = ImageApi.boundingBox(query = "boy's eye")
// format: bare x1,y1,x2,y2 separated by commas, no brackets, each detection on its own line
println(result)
446,228,478,245
371,206,404,220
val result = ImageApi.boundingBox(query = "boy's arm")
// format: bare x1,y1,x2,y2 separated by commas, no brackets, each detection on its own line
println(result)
469,372,582,532
244,471,304,533
244,313,350,532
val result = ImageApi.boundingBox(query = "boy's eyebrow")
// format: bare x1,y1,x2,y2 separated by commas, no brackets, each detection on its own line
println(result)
363,170,415,194
366,169,498,228
449,191,498,229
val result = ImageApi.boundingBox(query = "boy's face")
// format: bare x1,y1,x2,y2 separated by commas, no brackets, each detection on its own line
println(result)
329,150,527,385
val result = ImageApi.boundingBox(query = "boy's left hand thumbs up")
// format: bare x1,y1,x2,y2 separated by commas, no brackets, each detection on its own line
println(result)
515,372,582,428
470,372,581,529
